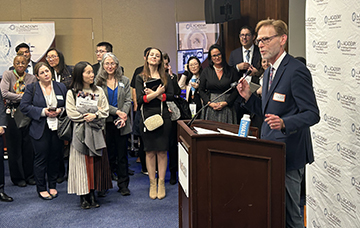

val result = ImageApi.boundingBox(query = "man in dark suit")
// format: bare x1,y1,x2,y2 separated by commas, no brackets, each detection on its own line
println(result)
9,43,36,75
237,19,320,228
229,25,263,126
0,90,13,202
92,42,113,76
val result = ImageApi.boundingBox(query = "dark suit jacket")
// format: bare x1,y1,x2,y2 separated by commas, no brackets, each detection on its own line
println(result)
0,91,5,188
228,45,262,84
19,81,67,140
0,91,6,127
245,54,320,171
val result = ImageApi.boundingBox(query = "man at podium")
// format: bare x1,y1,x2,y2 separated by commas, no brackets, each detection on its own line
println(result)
237,19,320,228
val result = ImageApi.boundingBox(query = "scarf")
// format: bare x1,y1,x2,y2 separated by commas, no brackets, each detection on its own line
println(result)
13,70,26,94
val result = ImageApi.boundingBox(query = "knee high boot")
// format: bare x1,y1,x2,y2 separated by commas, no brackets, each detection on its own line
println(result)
157,179,166,200
149,178,157,199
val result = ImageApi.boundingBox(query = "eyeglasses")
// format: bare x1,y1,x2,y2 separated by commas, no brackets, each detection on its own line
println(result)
240,34,252,38
46,55,58,61
255,35,278,45
95,50,107,54
104,62,117,67
211,53,222,58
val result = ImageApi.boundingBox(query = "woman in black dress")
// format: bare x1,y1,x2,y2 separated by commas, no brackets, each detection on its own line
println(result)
199,44,240,124
135,48,174,200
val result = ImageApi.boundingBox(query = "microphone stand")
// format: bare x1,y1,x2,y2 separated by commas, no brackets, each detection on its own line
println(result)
187,71,251,128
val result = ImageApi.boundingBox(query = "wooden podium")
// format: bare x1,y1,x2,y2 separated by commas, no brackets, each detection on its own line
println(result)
177,120,286,228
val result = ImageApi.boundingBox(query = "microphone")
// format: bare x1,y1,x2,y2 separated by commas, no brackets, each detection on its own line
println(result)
187,69,252,128
230,69,252,88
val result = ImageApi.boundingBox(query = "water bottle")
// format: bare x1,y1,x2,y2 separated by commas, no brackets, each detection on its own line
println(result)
238,114,251,137
190,75,197,94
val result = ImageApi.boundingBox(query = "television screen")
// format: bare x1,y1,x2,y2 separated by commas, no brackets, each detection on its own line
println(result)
177,48,204,74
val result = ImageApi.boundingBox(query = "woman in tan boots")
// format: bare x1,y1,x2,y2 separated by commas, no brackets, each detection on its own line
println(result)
135,48,174,199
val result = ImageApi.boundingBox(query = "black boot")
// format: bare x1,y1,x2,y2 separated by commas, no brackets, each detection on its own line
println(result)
80,195,90,209
89,190,100,208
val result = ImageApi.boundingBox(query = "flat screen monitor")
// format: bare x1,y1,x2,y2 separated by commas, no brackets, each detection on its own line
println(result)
177,48,204,74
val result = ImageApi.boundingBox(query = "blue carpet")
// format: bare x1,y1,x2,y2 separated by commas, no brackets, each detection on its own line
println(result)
0,156,179,228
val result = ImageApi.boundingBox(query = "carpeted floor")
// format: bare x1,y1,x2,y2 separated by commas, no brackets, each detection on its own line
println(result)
0,156,179,228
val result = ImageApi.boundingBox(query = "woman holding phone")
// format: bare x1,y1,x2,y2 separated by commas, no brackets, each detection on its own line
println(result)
20,62,67,200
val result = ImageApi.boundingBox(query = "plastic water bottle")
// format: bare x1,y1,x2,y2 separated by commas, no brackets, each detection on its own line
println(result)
190,75,197,94
238,114,251,137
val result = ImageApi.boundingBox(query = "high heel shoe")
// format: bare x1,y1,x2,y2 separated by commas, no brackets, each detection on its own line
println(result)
38,192,53,200
149,178,157,199
157,179,166,200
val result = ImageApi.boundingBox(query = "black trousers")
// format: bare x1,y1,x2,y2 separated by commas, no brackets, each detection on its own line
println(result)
31,125,62,193
6,115,34,184
168,121,178,174
105,122,129,189
0,136,4,192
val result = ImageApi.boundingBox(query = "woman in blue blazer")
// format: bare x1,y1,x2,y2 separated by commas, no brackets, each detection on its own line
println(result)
20,62,67,200
95,53,132,196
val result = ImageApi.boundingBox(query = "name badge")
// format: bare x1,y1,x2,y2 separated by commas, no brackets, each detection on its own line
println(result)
273,92,286,102
56,95,64,100
119,82,124,88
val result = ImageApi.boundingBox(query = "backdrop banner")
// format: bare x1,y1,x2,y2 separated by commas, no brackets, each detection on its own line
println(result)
306,1,360,227
0,21,55,77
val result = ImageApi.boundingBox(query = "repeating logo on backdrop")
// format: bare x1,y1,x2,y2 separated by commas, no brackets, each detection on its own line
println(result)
307,62,317,75
306,17,317,30
351,177,360,195
337,40,357,56
351,123,360,141
324,14,342,29
336,92,357,111
313,87,328,103
352,12,360,27
351,68,360,84
312,40,328,54
323,65,341,81
323,113,341,132
323,208,342,227
337,143,357,165
306,194,318,210
312,176,329,199
336,193,357,219
312,131,328,150
312,0,329,5
323,161,341,182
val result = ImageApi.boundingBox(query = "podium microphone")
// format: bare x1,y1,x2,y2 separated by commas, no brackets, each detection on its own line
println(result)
187,69,252,127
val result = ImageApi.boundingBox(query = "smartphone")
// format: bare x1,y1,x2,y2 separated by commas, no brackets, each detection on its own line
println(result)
48,107,57,112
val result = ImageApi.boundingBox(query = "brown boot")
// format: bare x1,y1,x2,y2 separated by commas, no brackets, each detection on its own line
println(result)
149,178,157,199
157,179,166,199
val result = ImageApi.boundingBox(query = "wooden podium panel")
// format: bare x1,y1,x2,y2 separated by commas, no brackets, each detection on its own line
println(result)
178,120,286,228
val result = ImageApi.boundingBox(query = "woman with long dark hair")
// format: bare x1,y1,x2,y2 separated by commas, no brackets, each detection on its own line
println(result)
20,62,67,200
178,56,203,114
95,53,131,196
199,44,240,124
45,48,72,89
66,61,112,209
135,48,174,199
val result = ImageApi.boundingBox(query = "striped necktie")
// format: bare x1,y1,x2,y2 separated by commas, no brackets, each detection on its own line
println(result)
245,50,250,63
268,67,274,90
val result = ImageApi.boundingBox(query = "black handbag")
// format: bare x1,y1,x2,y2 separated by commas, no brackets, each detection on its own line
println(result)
14,108,31,128
15,83,36,128
57,110,72,141
173,96,192,120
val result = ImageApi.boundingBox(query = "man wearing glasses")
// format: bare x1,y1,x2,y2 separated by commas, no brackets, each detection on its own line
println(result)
92,42,113,76
229,25,263,126
237,19,320,228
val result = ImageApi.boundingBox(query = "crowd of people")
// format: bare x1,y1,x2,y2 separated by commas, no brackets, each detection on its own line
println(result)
0,18,319,228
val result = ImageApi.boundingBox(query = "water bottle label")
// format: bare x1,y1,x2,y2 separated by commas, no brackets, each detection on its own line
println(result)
238,119,250,137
